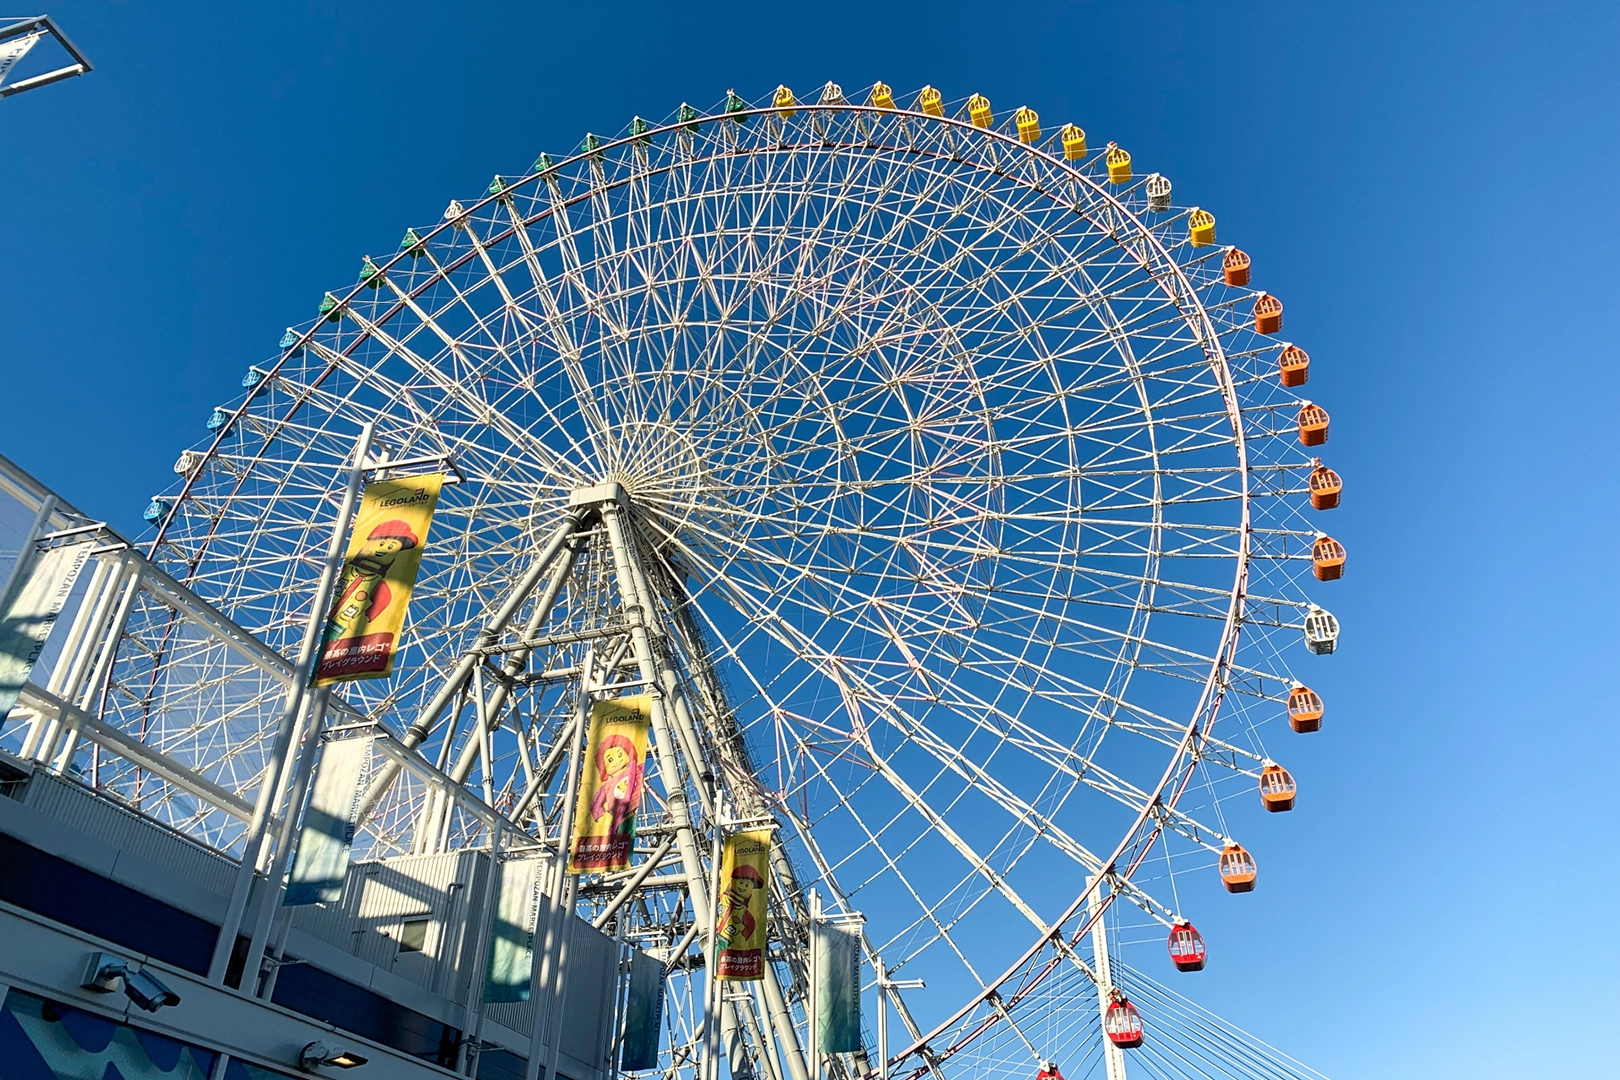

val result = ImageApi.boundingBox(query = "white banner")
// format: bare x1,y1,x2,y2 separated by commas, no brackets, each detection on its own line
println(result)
484,855,546,1002
813,917,864,1054
0,539,94,719
285,735,370,905
0,31,42,88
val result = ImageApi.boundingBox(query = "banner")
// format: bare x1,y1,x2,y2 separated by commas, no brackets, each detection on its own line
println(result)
715,829,772,981
813,917,863,1053
568,696,652,873
484,856,546,1002
314,474,442,685
0,31,41,88
619,947,666,1071
285,735,370,905
0,539,94,719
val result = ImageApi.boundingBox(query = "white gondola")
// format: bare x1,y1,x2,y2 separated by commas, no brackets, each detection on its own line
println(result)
1146,173,1172,212
1303,605,1340,655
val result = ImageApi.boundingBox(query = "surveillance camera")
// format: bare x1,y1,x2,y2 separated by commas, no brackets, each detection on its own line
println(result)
121,967,181,1012
80,952,180,1012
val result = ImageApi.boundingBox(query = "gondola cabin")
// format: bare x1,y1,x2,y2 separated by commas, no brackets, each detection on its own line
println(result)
1061,124,1086,161
1309,461,1343,510
1219,844,1257,893
1258,764,1297,812
1312,535,1346,581
1104,998,1144,1049
968,93,993,128
1106,143,1132,184
916,85,943,116
1167,922,1207,972
1015,106,1041,144
1297,403,1330,447
1287,684,1324,733
774,85,797,118
1278,345,1310,387
1146,174,1172,212
871,82,896,109
1223,248,1251,286
1188,209,1216,247
1303,605,1340,655
1254,293,1283,334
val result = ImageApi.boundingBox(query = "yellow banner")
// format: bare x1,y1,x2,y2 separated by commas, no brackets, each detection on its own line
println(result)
716,829,772,981
569,696,652,873
314,474,443,685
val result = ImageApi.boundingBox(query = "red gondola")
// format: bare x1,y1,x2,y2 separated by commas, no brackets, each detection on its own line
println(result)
1167,921,1206,972
1035,1063,1063,1080
1103,996,1144,1049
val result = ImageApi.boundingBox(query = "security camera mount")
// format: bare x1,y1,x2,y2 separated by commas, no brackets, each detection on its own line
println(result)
80,951,182,1012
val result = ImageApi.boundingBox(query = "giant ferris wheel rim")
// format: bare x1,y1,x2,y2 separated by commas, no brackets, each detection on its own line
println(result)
135,83,1327,1077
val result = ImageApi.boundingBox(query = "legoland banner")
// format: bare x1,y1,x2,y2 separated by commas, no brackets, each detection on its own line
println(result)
314,474,442,685
568,696,652,873
715,829,773,981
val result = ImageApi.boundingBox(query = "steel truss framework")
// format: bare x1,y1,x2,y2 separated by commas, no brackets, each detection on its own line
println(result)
3,84,1343,1080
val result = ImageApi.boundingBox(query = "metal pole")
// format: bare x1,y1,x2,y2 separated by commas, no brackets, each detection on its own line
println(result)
809,891,821,1080
53,555,141,773
705,802,726,1080
207,422,375,983
1087,877,1127,1080
356,508,587,826
247,686,334,996
526,659,591,1080
876,959,886,1080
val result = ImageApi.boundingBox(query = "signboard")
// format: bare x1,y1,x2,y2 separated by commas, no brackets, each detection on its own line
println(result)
313,474,442,685
813,918,864,1053
715,829,773,981
568,696,652,874
485,856,547,1002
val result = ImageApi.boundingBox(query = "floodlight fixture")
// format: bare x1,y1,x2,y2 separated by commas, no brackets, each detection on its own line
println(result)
299,1042,370,1071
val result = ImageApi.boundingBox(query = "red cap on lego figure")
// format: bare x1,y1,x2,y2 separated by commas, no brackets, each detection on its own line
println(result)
367,519,420,548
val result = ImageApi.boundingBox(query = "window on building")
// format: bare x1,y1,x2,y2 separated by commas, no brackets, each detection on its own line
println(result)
397,917,430,955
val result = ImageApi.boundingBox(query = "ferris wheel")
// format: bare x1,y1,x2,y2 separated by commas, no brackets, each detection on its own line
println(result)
132,81,1346,1080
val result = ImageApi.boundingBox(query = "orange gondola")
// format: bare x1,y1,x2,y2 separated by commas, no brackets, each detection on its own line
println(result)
1258,763,1297,812
1308,460,1342,510
1287,684,1324,733
1223,248,1251,286
1312,535,1346,581
1297,403,1329,447
1104,996,1144,1048
1253,293,1283,334
1219,843,1257,893
1167,921,1207,972
1278,345,1309,388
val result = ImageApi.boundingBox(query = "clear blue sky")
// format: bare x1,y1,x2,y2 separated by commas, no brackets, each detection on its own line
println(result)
4,2,1617,1076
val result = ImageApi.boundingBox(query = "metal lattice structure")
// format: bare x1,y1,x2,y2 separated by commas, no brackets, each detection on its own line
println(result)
12,83,1348,1080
